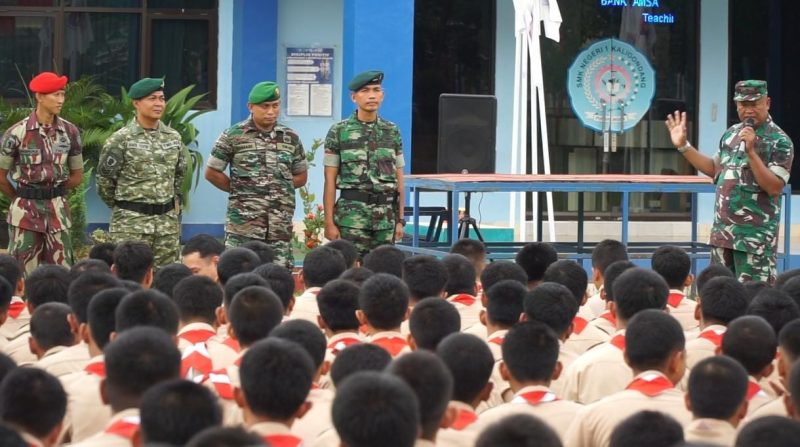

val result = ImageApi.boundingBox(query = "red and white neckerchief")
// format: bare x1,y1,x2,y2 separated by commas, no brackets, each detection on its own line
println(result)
372,336,408,357
449,407,478,430
511,390,559,405
7,301,25,319
698,328,725,347
181,342,213,380
599,311,617,328
449,294,477,307
488,333,505,346
222,337,241,352
84,359,106,378
328,336,361,356
746,379,768,401
609,334,626,351
104,415,140,439
572,316,588,335
626,373,674,397
262,433,304,447
179,328,216,345
204,370,234,400
667,292,684,308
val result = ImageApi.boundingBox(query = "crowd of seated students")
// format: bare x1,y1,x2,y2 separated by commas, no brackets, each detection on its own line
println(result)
2,235,800,446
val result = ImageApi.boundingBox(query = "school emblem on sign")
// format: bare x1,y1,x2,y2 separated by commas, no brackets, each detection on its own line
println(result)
566,38,655,132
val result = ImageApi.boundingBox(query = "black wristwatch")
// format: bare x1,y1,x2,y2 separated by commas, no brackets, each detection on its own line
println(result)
397,218,407,227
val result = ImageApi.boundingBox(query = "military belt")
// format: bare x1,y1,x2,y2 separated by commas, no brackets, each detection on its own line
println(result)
17,184,65,200
115,199,175,216
340,189,395,205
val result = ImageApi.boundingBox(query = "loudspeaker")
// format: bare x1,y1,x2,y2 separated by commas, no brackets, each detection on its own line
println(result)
437,94,497,174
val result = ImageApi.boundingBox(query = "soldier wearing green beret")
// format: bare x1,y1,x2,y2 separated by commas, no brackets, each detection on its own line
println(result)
205,81,308,268
97,77,188,268
666,80,794,284
323,70,406,259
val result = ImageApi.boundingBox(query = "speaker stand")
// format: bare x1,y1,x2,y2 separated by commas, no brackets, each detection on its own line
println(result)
457,192,485,242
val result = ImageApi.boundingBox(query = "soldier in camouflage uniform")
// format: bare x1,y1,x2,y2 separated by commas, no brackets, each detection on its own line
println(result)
666,80,793,284
323,70,406,258
205,81,308,268
97,78,187,268
0,72,83,274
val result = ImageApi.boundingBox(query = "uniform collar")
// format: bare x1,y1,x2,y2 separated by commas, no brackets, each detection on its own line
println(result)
243,116,286,135
128,118,167,135
348,110,382,125
25,110,66,133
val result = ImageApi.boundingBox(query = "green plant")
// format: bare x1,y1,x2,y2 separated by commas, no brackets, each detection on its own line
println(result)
293,138,325,253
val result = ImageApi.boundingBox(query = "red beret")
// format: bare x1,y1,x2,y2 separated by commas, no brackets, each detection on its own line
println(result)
29,72,68,94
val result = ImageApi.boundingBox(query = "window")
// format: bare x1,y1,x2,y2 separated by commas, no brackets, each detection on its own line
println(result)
0,0,217,107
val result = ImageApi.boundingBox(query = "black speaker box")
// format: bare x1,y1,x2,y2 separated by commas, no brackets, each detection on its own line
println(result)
437,94,497,174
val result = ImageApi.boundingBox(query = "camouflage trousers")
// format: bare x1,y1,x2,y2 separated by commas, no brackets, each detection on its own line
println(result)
711,246,776,285
110,231,179,269
224,233,293,269
339,226,395,260
9,226,73,275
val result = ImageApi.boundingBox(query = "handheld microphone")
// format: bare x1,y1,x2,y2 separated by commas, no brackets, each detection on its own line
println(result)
738,118,756,154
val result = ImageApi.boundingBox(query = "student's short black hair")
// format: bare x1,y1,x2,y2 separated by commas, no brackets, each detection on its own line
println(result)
0,276,12,313
30,302,74,352
0,353,16,385
302,246,347,288
140,379,222,446
0,368,66,439
252,263,295,310
774,268,800,289
228,286,284,347
186,426,266,447
409,298,460,351
602,260,636,302
359,273,410,330
339,266,374,285
217,247,260,285
779,319,800,364
172,275,222,325
326,239,359,268
747,289,800,336
151,263,193,298
486,279,527,327
67,271,121,323
120,279,143,292
743,280,771,303
181,234,224,258
450,238,487,267
625,309,685,371
362,245,406,278
317,279,360,332
790,361,800,413
332,371,419,447
721,316,777,376
523,282,579,337
238,240,274,264
103,326,181,406
780,276,800,309
88,287,129,349
696,264,735,293
89,242,117,267
386,350,453,440
608,411,684,447
269,319,327,370
114,289,180,335
687,356,748,419
222,272,269,309
436,333,493,404
69,258,112,281
402,255,447,300
113,241,154,283
475,413,562,447
239,338,315,420
591,239,629,276
515,242,558,283
612,268,669,321
330,344,392,388
699,277,748,325
0,424,26,447
442,254,476,295
651,245,691,289
503,321,560,383
542,260,587,307
25,264,70,308
480,261,528,292
734,415,800,447
0,255,21,296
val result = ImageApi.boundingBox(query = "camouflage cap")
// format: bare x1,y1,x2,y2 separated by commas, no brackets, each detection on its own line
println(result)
129,77,165,99
248,81,280,104
348,70,384,91
733,80,768,101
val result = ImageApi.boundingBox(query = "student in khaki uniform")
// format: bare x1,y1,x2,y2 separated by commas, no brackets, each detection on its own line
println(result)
747,319,800,420
408,298,460,351
0,367,66,447
608,411,685,447
400,255,448,336
583,239,629,318
290,246,346,324
720,316,777,417
586,260,636,337
651,245,699,332
515,242,558,290
564,310,692,447
135,380,222,447
213,271,270,358
0,255,29,346
684,356,749,445
747,288,800,394
180,234,224,282
450,238,487,297
442,254,482,331
358,274,411,357
253,263,297,319
465,260,528,340
315,279,363,389
30,303,77,374
476,414,562,447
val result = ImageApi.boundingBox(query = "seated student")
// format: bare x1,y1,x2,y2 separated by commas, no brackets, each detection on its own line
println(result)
564,310,692,447
401,255,447,311
734,415,800,447
151,263,192,298
0,276,14,351
743,280,771,302
465,261,528,340
292,246,347,323
695,263,735,296
181,234,225,282
561,268,670,404
358,273,412,357
408,298,460,351
362,245,405,278
253,263,296,317
239,240,275,265
30,303,77,370
515,242,558,290
111,241,154,288
748,319,800,420
587,260,636,337
339,266,374,285
482,279,526,359
585,239,629,318
720,315,777,416
236,338,314,445
89,242,117,268
330,371,419,447
609,411,685,447
435,333,494,447
316,279,363,376
683,356,749,445
774,268,800,289
475,414,562,447
747,288,800,338
450,238,488,297
0,367,66,447
651,245,698,332
325,239,359,269
71,327,181,447
114,289,180,336
329,344,392,389
69,259,111,280
217,247,261,286
187,426,267,447
172,275,226,379
476,321,582,440
685,277,748,370
214,272,270,346
135,379,222,447
0,255,28,346
442,254,481,331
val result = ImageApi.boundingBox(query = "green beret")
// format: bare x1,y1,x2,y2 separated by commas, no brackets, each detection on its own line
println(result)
348,70,384,91
248,81,280,104
129,77,165,100
733,80,768,101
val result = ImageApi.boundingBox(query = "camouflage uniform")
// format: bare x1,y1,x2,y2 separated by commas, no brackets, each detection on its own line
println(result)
323,111,405,257
96,120,187,268
709,116,793,284
0,111,82,273
207,118,307,268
